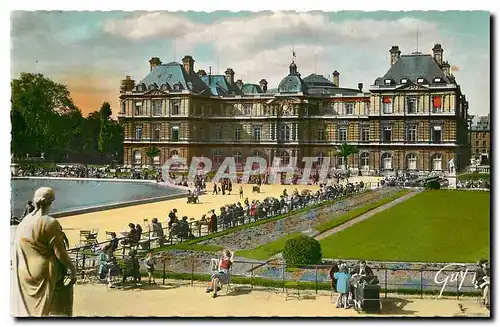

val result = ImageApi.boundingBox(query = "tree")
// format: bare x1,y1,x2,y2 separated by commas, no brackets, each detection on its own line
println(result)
145,146,161,165
337,142,359,180
283,234,322,266
98,102,112,154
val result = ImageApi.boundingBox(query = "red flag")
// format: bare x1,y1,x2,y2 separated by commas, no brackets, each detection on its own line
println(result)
382,96,392,103
433,96,442,108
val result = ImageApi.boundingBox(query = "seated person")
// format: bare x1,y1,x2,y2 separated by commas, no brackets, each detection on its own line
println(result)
135,224,143,242
352,260,374,277
151,218,165,246
109,232,119,252
206,249,233,298
121,223,137,246
178,216,192,239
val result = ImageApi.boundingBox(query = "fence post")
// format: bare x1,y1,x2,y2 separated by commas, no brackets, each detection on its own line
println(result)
420,268,423,299
282,263,285,292
456,273,459,300
251,263,254,289
315,267,318,294
191,256,194,286
163,261,166,285
384,267,388,299
81,253,86,279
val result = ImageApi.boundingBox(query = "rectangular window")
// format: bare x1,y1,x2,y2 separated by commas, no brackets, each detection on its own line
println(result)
432,126,442,143
253,126,261,140
271,123,276,140
243,104,252,116
339,128,347,142
234,127,241,141
121,102,126,114
292,124,297,140
318,128,326,141
382,96,392,114
153,125,161,141
171,101,180,115
135,101,143,116
135,126,142,140
345,103,354,115
406,97,417,114
280,125,291,141
433,96,442,112
215,127,223,140
475,140,479,146
361,127,370,142
171,126,179,142
383,126,392,142
152,99,162,116
407,126,417,142
483,140,486,147
363,102,370,115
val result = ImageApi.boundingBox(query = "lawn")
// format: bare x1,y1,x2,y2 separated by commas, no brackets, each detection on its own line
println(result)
235,232,302,260
319,190,490,263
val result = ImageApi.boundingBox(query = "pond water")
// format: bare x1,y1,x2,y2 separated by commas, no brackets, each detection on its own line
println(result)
11,178,183,217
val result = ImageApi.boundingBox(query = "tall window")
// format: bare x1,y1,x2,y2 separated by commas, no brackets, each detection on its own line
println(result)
171,101,180,115
360,152,369,167
475,140,479,146
234,150,243,164
280,125,291,141
483,140,487,147
135,101,143,116
407,125,417,142
153,125,161,141
121,102,126,114
318,127,326,141
171,126,179,142
432,154,442,171
243,104,252,116
361,127,370,142
133,150,141,165
432,96,442,113
432,126,442,143
253,126,261,140
215,127,223,140
234,127,241,140
407,153,417,170
363,102,370,115
271,123,276,140
135,125,142,140
345,103,354,115
339,128,347,142
280,150,290,165
383,126,392,142
317,152,325,165
382,96,393,114
213,150,222,164
381,153,392,170
152,99,162,116
406,97,417,114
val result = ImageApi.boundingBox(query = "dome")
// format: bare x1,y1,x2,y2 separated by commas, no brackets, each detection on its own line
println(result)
278,75,307,93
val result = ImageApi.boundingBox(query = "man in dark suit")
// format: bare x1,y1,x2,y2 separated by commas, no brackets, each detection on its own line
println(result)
352,260,374,277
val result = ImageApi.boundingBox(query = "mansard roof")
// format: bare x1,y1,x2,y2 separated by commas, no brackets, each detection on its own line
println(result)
200,75,243,96
303,73,360,95
241,83,263,95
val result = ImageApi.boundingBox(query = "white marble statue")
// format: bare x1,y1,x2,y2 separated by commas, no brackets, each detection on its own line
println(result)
448,158,455,174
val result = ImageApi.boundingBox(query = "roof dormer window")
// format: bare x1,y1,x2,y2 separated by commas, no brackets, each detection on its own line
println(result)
433,77,442,83
417,78,425,84
384,79,392,85
136,84,145,92
173,83,182,91
400,78,408,84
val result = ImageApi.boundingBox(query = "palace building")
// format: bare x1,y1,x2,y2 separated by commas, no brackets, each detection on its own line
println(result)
117,43,470,175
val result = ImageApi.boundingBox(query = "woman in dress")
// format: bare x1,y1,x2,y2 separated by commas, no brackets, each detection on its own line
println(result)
205,250,233,298
13,187,77,317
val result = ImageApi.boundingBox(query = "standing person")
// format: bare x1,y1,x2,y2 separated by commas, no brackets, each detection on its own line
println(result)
13,187,77,317
239,185,244,199
144,252,156,285
212,182,218,195
221,181,226,195
209,209,218,233
22,201,35,218
334,265,352,309
474,259,490,309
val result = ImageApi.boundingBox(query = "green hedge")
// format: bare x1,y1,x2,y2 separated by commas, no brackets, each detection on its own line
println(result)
314,189,410,233
457,173,490,182
283,234,322,265
425,180,440,190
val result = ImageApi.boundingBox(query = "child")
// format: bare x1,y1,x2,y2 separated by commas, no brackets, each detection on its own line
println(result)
334,265,352,309
144,251,156,284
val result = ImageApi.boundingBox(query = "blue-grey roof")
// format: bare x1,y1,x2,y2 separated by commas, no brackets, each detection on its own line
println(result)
200,75,242,96
303,73,360,95
374,54,453,86
278,75,308,94
241,83,263,95
472,115,490,131
138,62,211,94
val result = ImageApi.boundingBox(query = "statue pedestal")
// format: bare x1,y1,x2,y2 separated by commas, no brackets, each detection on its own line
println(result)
10,163,20,176
447,174,457,189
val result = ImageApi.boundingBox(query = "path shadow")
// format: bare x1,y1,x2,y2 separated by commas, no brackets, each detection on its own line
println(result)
114,282,181,291
225,286,253,297
300,294,316,300
378,297,417,315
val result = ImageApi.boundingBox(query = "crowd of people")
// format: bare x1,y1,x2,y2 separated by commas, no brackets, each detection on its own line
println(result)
457,179,490,189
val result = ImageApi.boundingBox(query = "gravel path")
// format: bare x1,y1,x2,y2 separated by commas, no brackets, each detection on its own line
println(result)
314,189,422,241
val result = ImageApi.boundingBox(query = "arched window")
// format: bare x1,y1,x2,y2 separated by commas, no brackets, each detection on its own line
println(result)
432,154,442,171
317,152,325,165
279,150,290,165
133,150,141,165
407,153,417,170
234,150,243,164
381,152,392,170
170,150,179,159
153,155,160,165
213,150,222,164
360,152,369,167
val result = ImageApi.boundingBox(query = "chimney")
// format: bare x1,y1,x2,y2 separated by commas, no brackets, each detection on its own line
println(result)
259,79,268,92
149,57,162,71
432,44,443,65
389,46,401,66
182,55,195,76
224,68,235,86
235,79,243,90
120,75,135,93
441,61,450,76
358,83,363,92
197,69,207,77
332,70,340,87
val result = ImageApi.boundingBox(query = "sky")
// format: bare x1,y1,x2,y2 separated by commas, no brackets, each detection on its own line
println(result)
10,10,490,117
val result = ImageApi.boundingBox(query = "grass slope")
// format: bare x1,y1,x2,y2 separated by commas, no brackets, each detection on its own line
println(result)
235,232,302,260
320,190,490,263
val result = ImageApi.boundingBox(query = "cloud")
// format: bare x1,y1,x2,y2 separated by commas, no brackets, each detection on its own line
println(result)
451,65,460,72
